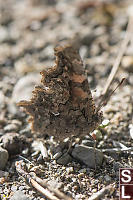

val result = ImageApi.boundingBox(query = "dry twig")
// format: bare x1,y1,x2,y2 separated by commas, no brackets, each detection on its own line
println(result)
15,161,72,200
102,16,133,95
102,147,133,153
30,172,72,200
88,184,114,200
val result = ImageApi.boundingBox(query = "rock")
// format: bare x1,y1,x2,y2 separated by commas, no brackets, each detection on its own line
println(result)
122,56,133,72
14,59,38,75
0,132,26,155
47,179,63,190
0,147,8,170
66,167,74,174
90,43,100,56
113,161,124,178
12,73,40,103
41,45,54,60
4,124,19,132
72,145,103,169
113,161,124,172
78,172,84,179
129,75,133,85
56,152,72,165
104,175,111,183
0,91,6,109
10,191,30,200
100,119,110,128
79,45,88,59
51,141,69,155
11,185,18,192
0,170,9,178
0,26,9,42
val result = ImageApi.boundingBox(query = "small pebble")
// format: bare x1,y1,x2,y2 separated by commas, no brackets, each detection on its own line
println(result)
12,73,40,103
78,168,86,173
56,152,72,165
0,170,9,178
11,185,18,192
78,173,84,179
122,56,133,72
79,45,88,59
100,119,110,128
0,26,9,42
104,175,111,182
91,188,97,193
19,186,26,191
14,60,37,75
4,124,19,132
66,167,73,174
62,166,66,170
72,178,77,182
89,172,94,177
11,119,22,126
0,132,26,155
10,190,30,200
0,177,6,184
73,185,79,191
0,147,9,170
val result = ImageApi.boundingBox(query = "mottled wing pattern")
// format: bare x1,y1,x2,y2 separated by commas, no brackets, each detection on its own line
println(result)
18,45,103,140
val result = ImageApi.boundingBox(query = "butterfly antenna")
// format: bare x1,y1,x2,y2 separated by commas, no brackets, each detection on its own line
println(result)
96,78,125,113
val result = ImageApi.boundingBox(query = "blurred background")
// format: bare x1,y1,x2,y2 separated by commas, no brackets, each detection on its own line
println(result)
0,0,133,90
0,0,133,143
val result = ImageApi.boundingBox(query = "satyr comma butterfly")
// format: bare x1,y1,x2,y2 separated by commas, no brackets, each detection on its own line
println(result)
18,45,103,141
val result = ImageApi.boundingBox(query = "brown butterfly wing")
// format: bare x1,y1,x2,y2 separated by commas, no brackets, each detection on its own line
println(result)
18,45,103,140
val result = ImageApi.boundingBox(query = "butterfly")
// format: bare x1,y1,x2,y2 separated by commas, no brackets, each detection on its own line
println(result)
18,45,103,141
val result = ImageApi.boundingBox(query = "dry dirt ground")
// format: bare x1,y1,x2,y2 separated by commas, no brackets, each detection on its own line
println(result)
0,0,133,199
